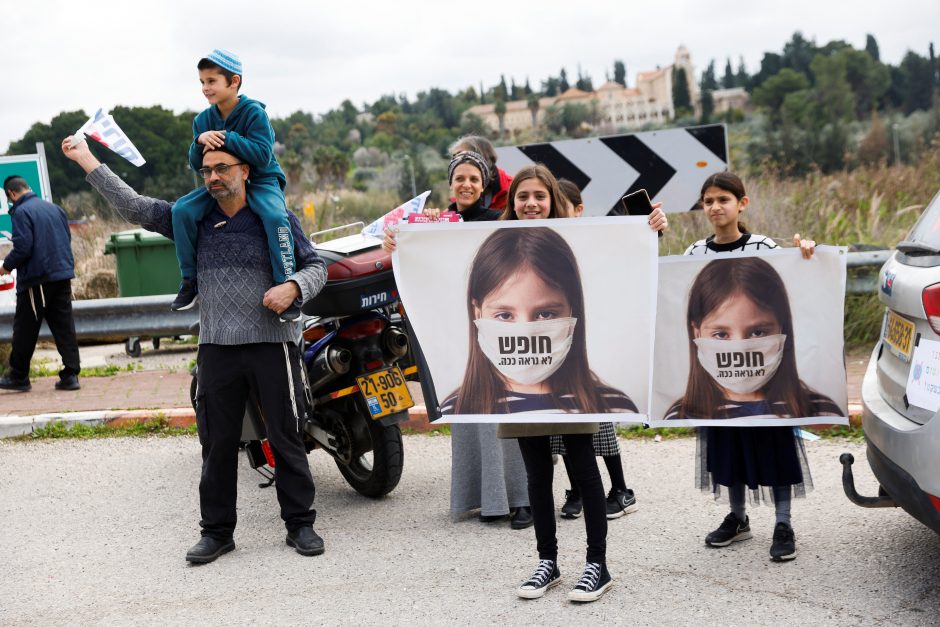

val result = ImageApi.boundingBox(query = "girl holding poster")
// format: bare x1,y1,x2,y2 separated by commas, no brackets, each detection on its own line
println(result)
677,171,836,562
441,165,667,602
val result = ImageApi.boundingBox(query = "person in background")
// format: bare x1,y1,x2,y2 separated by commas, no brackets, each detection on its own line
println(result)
448,135,513,211
0,176,80,392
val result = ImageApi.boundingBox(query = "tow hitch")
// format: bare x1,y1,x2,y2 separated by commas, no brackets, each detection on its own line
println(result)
839,453,898,508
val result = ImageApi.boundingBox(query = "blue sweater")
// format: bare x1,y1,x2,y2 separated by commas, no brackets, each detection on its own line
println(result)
2,192,75,293
188,95,287,190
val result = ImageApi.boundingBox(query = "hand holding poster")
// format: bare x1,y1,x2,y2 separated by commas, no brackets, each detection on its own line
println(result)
393,217,657,424
649,247,849,427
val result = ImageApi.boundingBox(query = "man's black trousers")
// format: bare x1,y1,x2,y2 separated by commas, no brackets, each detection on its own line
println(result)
9,279,80,381
194,342,316,540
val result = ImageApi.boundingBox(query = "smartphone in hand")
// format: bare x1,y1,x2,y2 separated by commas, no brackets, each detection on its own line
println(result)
621,189,653,216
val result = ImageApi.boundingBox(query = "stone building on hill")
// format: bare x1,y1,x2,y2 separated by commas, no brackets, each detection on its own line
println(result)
463,46,739,135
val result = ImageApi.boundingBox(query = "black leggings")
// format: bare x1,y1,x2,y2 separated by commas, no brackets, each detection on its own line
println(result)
517,434,606,564
564,454,627,496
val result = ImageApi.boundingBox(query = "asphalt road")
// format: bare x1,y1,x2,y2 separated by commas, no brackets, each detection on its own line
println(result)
1,435,938,625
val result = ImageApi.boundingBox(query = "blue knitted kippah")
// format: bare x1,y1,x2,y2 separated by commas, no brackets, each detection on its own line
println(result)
204,49,242,75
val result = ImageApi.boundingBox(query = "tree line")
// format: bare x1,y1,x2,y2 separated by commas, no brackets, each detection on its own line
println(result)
7,32,939,206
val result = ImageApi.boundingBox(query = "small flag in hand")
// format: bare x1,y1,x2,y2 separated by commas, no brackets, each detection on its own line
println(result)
71,109,146,167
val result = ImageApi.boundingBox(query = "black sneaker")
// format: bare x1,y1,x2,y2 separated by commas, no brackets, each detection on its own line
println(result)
770,522,797,561
567,562,613,602
516,559,561,599
0,375,31,392
279,298,302,322
705,512,752,547
606,487,639,519
561,489,582,519
171,277,199,311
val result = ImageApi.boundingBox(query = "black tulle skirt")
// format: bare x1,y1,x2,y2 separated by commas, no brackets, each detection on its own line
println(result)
695,425,813,505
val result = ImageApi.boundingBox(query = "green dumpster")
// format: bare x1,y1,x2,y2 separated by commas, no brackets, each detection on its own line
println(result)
104,228,181,296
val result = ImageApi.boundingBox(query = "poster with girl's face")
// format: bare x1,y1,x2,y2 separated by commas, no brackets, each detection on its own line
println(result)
393,217,657,423
648,247,849,427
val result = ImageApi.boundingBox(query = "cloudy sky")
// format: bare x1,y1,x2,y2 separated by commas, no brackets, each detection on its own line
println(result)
2,0,937,153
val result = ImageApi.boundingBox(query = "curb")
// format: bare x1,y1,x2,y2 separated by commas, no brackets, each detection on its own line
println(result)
0,403,864,439
0,405,437,439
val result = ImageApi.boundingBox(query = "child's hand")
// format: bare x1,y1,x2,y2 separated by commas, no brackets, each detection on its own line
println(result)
793,233,816,259
382,226,399,253
648,203,668,232
198,130,226,149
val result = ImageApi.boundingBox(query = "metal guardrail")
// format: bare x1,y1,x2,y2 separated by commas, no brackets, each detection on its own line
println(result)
846,250,891,294
0,294,198,344
0,251,890,345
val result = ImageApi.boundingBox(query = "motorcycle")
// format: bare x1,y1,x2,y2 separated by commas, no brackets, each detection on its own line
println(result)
191,222,419,498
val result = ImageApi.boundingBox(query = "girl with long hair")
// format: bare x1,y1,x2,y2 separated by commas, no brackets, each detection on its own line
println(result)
443,165,666,602
676,171,836,562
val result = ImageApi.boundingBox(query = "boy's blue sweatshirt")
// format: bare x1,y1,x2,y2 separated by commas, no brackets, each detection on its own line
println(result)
188,95,286,190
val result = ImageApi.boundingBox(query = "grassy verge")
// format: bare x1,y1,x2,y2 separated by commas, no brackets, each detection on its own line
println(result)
18,417,197,440
27,361,142,378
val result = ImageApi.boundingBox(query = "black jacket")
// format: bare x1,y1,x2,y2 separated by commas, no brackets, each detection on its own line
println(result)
2,192,75,293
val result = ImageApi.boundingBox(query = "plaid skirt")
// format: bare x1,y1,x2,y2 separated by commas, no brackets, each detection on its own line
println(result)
550,422,620,457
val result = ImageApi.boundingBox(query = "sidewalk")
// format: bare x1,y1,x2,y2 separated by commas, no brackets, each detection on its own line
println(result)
1,345,871,437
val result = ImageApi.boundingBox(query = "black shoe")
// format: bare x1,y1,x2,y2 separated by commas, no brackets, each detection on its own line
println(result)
478,512,510,523
510,506,534,530
0,375,31,392
770,522,797,561
606,487,638,519
286,526,325,556
705,512,752,547
568,562,613,602
55,375,81,391
171,277,199,311
185,536,235,564
517,559,561,599
279,298,303,322
561,489,582,519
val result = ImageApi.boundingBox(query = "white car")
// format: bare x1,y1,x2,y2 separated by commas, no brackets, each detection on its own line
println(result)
842,189,940,535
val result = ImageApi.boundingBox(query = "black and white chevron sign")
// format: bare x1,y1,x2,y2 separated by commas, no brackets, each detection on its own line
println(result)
494,124,728,216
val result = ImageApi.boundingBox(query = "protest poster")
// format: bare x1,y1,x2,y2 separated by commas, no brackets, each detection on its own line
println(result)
648,247,849,427
392,217,657,424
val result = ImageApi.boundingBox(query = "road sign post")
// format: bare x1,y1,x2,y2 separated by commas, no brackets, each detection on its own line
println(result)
0,142,54,242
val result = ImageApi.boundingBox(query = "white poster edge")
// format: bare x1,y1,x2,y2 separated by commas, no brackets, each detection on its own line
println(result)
647,416,849,428
432,413,649,425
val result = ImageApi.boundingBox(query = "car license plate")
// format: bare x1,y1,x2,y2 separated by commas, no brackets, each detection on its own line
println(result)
882,309,916,362
356,366,414,420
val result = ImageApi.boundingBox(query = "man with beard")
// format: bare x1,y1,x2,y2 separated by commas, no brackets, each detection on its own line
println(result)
62,138,328,564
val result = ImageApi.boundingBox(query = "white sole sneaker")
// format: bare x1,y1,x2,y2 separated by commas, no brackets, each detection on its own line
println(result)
771,548,797,562
568,578,614,603
517,576,562,599
705,530,752,547
606,501,639,519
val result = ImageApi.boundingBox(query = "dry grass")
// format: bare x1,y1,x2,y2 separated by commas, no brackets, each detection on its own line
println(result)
661,155,940,255
69,218,121,300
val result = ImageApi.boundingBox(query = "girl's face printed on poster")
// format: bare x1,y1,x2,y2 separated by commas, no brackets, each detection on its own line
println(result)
473,266,578,391
391,218,656,423
650,248,849,427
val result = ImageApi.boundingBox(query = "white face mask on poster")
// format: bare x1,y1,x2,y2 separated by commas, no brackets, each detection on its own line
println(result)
693,334,787,395
474,317,578,386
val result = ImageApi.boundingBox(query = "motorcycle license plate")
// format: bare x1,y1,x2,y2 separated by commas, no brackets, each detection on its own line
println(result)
882,309,916,362
356,366,414,420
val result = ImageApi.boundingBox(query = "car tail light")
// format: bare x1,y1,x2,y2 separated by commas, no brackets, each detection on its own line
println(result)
365,359,385,371
338,318,385,340
930,494,940,515
922,283,940,335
